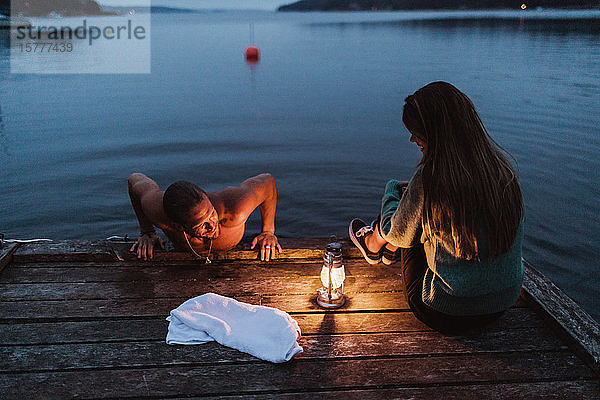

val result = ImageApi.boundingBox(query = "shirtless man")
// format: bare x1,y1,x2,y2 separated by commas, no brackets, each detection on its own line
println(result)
127,173,282,261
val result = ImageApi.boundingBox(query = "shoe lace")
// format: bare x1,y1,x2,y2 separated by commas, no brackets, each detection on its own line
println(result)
355,225,373,238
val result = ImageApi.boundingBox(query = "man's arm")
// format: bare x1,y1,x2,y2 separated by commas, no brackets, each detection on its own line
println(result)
128,173,159,234
128,173,164,260
237,173,282,261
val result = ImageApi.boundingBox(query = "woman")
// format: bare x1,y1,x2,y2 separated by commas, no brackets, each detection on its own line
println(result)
349,81,524,333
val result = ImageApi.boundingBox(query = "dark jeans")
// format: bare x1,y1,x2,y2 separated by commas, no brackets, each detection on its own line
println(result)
400,244,504,333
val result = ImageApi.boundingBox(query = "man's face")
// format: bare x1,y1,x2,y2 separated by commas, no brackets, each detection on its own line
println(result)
183,195,220,239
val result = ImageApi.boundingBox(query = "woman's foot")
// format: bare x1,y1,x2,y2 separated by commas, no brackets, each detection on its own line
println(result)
381,245,400,265
349,218,382,265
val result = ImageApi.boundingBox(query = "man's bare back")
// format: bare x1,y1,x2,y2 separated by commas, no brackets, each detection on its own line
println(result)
128,173,282,261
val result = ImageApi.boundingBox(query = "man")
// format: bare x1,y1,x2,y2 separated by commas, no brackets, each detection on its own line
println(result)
128,172,282,261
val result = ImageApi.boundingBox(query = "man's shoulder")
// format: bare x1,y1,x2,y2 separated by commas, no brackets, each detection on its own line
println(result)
140,188,164,205
142,190,170,225
210,188,259,224
209,187,249,225
211,175,267,206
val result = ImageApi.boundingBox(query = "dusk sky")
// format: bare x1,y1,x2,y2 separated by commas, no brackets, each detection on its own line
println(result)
98,0,291,10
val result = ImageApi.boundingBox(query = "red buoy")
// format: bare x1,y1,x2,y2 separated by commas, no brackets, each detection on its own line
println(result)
245,46,260,63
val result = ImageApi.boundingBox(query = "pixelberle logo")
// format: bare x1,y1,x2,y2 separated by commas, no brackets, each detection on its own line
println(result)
9,0,151,74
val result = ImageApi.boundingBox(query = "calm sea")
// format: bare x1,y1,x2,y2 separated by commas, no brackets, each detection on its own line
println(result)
1,9,598,321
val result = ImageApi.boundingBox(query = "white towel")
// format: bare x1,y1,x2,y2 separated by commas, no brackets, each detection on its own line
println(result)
166,293,303,363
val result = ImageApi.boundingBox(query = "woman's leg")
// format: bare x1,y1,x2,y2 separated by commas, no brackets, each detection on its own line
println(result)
400,245,438,325
364,218,389,253
361,217,397,251
350,216,400,265
400,245,504,333
349,181,403,263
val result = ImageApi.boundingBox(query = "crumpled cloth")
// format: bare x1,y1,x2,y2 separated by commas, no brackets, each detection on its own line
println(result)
166,293,303,363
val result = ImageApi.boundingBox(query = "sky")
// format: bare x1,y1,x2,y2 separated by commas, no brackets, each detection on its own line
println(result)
98,0,291,11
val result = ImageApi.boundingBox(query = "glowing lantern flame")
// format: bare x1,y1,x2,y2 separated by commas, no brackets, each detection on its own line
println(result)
316,242,346,309
320,264,345,290
521,3,527,9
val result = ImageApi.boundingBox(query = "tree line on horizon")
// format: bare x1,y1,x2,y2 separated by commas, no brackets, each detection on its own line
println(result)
278,0,600,11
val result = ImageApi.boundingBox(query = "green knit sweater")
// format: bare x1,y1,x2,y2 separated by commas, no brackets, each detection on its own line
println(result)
380,168,524,316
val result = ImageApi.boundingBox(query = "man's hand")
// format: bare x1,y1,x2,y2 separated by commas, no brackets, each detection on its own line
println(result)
251,232,282,262
130,232,165,260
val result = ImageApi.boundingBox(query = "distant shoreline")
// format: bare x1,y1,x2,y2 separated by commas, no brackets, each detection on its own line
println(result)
0,0,125,17
278,0,600,12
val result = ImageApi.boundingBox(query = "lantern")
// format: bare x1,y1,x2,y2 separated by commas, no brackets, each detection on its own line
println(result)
317,242,346,308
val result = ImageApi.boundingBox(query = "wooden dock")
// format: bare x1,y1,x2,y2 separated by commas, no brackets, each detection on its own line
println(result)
1,237,599,399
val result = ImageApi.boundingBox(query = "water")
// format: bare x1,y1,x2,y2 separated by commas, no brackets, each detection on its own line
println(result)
1,9,599,321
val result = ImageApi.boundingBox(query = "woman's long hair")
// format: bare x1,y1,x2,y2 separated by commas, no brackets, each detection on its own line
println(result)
402,81,523,261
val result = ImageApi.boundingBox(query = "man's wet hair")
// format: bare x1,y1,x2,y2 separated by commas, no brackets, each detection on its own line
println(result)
163,181,206,224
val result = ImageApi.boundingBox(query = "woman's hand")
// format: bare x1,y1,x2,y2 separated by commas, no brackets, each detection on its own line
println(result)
130,232,165,260
251,232,283,262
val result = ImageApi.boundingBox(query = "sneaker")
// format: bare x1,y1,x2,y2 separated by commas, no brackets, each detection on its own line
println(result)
381,246,401,265
371,218,379,232
349,218,382,265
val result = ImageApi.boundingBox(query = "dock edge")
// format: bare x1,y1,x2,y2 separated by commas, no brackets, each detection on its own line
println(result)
0,242,19,274
523,258,600,375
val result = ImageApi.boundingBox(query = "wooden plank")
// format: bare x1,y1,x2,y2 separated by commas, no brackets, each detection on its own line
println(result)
266,292,400,313
0,326,566,373
0,243,19,275
12,238,363,263
0,322,567,373
296,306,543,335
0,352,594,399
162,381,600,400
13,241,116,262
523,260,600,373
2,261,530,310
0,296,248,321
121,237,362,261
0,292,407,321
0,308,546,345
0,275,403,301
0,285,533,322
2,259,400,283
